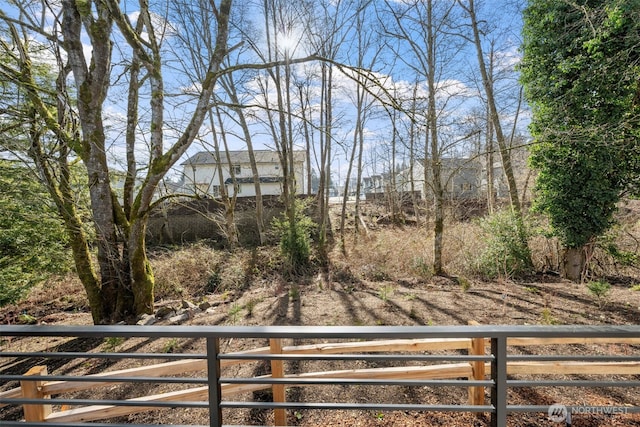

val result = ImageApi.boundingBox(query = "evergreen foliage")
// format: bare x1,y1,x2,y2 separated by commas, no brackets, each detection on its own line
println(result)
474,210,534,279
272,199,315,272
520,0,640,249
0,161,71,306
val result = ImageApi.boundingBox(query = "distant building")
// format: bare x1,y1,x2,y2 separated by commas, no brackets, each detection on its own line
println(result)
363,175,385,196
395,158,483,200
181,150,306,198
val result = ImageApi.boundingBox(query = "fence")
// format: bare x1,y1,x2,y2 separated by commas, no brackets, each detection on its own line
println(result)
1,324,639,427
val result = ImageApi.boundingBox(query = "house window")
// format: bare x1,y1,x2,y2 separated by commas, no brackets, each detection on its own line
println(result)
212,185,220,198
235,184,242,194
232,164,241,175
460,182,472,191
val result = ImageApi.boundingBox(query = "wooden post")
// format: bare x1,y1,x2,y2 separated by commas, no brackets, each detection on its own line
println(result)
269,338,286,426
20,365,52,422
468,321,486,413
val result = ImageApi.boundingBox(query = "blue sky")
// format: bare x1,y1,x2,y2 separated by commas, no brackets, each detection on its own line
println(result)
1,0,529,185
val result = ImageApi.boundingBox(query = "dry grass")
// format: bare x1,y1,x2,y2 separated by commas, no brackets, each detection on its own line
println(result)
335,221,483,281
19,274,86,308
9,200,639,323
152,244,285,301
3,202,639,426
151,243,223,299
331,201,639,286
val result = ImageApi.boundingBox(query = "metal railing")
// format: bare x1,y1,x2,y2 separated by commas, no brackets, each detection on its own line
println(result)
1,324,639,427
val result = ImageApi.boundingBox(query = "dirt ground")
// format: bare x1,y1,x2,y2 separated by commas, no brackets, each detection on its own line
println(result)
2,271,639,426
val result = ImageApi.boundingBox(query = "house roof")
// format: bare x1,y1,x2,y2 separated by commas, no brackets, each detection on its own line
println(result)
224,176,284,184
182,150,305,166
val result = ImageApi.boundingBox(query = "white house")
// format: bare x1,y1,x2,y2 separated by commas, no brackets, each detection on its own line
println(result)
181,150,306,198
395,158,483,200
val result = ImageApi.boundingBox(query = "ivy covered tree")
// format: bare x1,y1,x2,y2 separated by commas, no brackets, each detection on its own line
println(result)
520,0,640,280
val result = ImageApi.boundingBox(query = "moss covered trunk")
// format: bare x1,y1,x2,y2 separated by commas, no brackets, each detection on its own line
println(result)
65,217,105,324
129,218,154,316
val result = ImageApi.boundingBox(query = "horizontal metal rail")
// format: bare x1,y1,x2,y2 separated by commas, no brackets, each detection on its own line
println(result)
508,380,640,388
0,423,208,427
507,355,640,362
218,378,493,386
1,324,638,427
220,401,496,411
0,351,207,360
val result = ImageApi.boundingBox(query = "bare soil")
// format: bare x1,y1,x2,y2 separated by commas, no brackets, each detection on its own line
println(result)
2,271,639,426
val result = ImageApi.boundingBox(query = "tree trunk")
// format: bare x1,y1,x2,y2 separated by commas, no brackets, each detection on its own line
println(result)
129,219,154,315
426,0,444,275
63,0,123,321
317,62,332,256
486,108,496,214
340,90,362,246
465,0,523,214
300,87,313,197
390,108,399,223
485,45,496,215
212,106,239,249
409,82,420,224
354,113,365,240
563,247,585,282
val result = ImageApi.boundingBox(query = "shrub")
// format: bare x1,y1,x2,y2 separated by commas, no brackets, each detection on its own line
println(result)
412,256,433,279
272,200,315,272
377,284,394,301
152,243,222,299
458,276,471,292
473,210,533,279
597,226,640,274
103,337,125,352
586,279,611,307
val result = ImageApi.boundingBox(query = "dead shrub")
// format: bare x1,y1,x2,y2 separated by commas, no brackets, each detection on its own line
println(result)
151,243,223,300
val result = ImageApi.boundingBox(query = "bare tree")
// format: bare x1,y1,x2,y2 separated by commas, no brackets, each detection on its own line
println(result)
219,70,268,244
339,0,382,246
212,105,240,247
243,0,312,269
170,0,243,247
303,0,348,257
458,0,532,267
0,0,233,323
381,0,463,275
